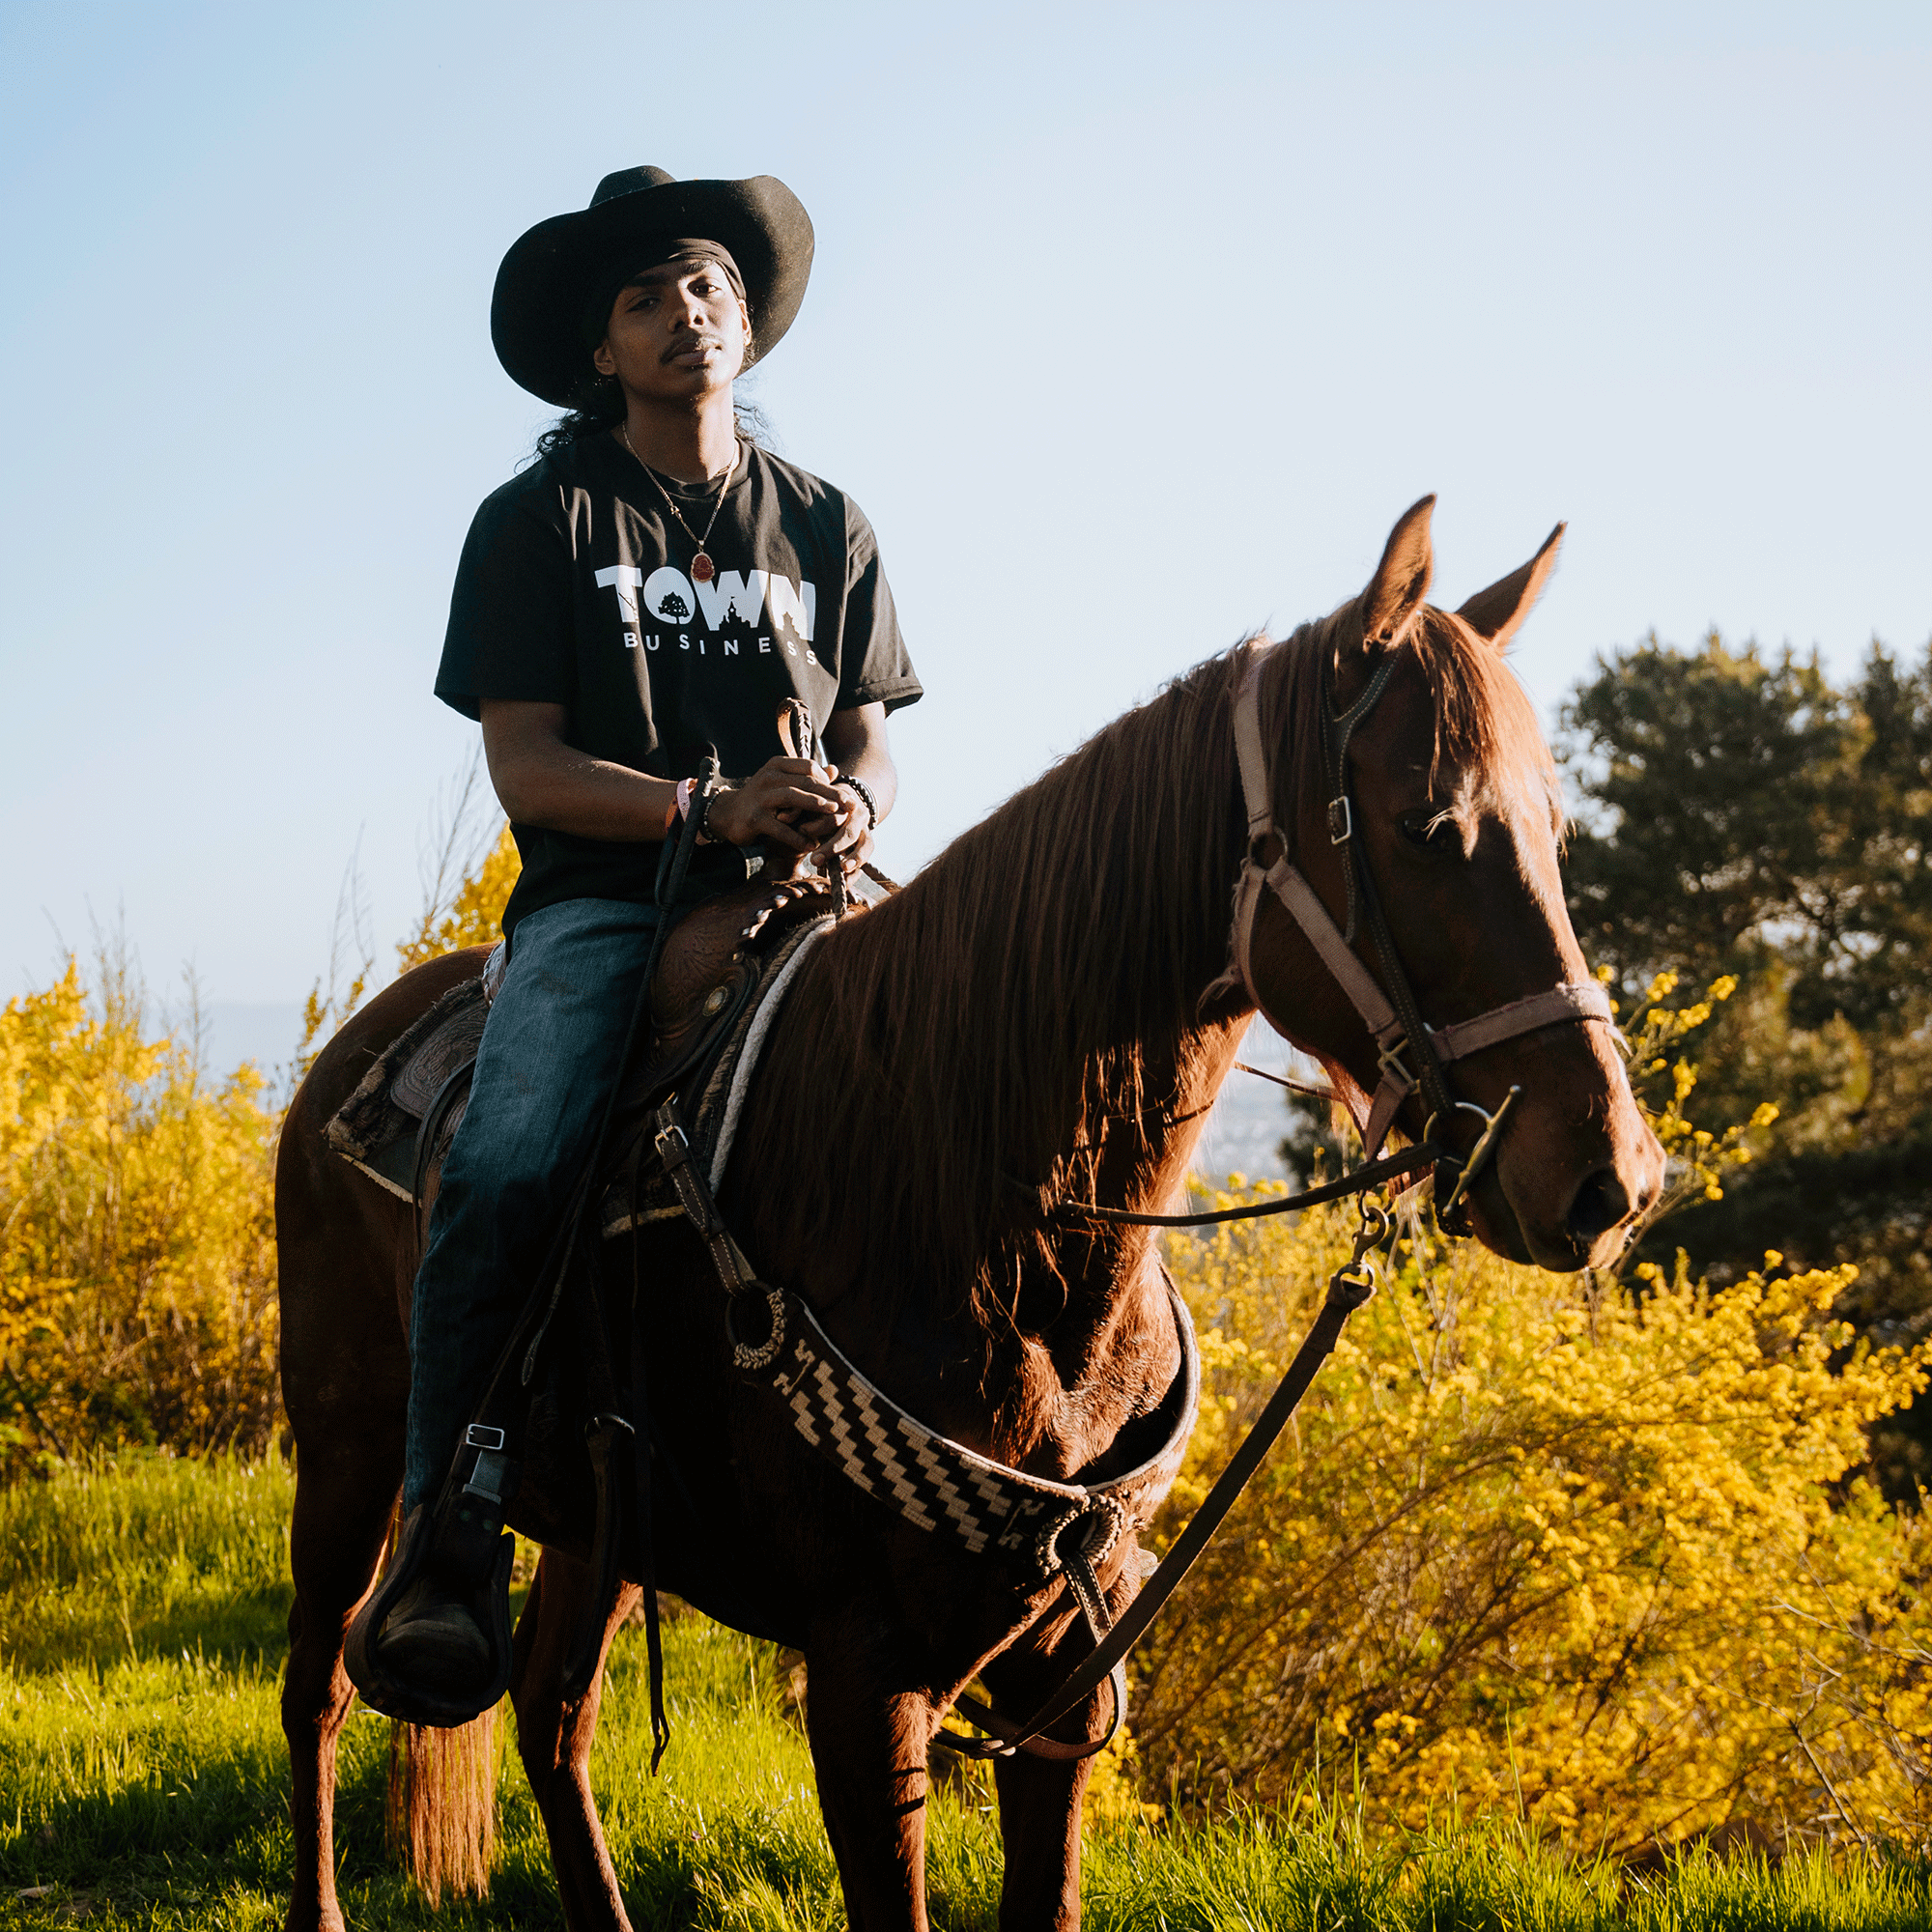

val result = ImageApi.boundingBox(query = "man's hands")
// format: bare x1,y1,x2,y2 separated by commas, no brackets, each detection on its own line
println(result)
706,757,872,875
813,773,876,875
477,697,895,877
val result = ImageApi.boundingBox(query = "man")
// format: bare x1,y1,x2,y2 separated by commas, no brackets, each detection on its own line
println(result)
373,167,921,1701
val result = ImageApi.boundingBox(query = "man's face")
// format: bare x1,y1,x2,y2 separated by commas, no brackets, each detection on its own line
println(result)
591,259,751,404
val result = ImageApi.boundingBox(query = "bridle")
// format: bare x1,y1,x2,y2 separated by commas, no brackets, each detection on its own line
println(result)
1222,631,1614,1233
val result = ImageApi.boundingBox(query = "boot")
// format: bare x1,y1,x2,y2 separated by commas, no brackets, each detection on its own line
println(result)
375,1569,495,1696
345,1499,515,1726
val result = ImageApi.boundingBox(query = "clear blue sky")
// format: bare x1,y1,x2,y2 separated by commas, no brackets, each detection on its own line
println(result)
3,1,1927,1008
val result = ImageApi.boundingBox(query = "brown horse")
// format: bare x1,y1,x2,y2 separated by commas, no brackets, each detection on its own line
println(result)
275,497,1662,1932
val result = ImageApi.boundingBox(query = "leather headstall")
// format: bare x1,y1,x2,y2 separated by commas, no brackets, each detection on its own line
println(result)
1221,634,1615,1231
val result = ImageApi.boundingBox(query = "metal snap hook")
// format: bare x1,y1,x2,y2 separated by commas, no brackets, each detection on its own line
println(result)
1327,1199,1393,1310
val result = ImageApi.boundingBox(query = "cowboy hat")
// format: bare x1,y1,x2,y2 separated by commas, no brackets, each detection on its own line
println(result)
491,166,814,407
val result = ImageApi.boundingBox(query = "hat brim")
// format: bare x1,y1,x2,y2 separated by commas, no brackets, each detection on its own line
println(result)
491,175,814,408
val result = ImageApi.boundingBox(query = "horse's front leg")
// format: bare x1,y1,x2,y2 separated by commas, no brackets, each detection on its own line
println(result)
979,1569,1135,1932
508,1547,641,1932
804,1605,939,1932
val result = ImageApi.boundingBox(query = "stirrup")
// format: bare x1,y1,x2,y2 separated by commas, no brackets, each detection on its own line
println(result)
345,1435,518,1727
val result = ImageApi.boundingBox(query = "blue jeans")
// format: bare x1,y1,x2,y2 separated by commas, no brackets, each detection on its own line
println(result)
403,896,664,1512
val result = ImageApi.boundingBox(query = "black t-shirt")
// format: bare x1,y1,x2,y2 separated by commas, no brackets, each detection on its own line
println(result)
436,433,922,937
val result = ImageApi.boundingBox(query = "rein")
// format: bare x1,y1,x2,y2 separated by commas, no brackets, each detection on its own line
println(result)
926,631,1618,1762
665,628,1619,1768
1055,1143,1434,1227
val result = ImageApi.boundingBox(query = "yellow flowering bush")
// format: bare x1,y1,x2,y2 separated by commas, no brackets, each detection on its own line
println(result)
1136,1181,1932,1848
0,960,279,1473
1612,967,1780,1218
0,822,525,1475
7,823,1928,1859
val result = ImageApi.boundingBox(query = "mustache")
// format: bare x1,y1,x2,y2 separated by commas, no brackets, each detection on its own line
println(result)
662,333,726,363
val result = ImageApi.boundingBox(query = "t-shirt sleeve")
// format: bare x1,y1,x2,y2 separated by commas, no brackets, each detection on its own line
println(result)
434,485,577,723
834,497,923,714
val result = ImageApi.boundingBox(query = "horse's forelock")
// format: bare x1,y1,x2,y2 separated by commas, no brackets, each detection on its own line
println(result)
1408,606,1563,834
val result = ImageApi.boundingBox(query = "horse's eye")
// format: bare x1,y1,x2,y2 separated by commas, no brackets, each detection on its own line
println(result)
1398,810,1463,855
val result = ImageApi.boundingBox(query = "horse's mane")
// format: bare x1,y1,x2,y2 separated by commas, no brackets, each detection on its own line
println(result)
729,597,1557,1340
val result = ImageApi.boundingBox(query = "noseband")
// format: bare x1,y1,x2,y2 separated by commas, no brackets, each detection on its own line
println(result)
1222,636,1614,1232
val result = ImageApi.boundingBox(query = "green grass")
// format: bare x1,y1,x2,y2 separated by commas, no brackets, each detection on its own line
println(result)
2,1454,1929,1928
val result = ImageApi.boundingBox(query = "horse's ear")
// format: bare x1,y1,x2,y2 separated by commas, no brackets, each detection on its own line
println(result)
1359,496,1436,648
1456,522,1566,649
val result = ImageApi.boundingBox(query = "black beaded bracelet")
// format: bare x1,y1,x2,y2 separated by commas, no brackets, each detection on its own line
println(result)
839,776,878,832
692,776,723,844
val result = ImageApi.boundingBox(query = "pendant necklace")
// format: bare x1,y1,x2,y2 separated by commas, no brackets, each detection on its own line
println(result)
620,424,736,583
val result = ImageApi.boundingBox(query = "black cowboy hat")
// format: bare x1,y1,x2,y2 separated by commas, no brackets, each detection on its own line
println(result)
491,166,814,408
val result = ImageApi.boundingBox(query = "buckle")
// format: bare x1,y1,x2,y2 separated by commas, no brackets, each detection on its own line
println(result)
1377,1037,1413,1089
654,1120,690,1165
1327,796,1353,844
463,1424,506,1450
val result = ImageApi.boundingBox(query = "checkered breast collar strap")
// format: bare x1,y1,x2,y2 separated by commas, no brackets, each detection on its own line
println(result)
653,1083,1203,1588
748,1270,1202,1586
1221,639,1615,1163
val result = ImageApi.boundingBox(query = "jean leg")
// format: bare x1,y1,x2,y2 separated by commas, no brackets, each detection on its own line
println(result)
402,897,662,1511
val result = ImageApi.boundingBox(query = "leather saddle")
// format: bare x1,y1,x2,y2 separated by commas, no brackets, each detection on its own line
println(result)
325,870,873,1233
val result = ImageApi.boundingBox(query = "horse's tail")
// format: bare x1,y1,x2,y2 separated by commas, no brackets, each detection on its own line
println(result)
386,1711,497,1902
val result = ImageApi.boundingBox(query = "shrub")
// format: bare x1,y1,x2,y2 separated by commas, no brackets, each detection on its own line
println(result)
0,817,526,1475
0,959,279,1476
1137,1192,1932,1848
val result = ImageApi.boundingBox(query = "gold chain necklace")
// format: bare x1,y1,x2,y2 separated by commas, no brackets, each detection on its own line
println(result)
619,424,737,583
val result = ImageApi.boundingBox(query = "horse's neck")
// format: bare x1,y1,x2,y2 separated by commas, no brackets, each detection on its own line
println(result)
751,656,1264,1467
1064,1017,1249,1220
959,690,1264,1461
983,984,1252,1476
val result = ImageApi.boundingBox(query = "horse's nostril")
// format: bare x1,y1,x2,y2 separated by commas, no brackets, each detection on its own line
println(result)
1566,1167,1633,1245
